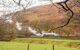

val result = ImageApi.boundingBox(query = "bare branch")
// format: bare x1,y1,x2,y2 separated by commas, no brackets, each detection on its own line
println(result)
13,0,32,11
49,0,61,9
13,0,22,6
48,0,74,32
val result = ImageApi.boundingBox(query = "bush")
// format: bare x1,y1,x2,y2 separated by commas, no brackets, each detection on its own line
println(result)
0,30,16,41
0,20,16,41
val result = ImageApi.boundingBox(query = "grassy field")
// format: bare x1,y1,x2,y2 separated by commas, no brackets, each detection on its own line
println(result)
0,38,80,50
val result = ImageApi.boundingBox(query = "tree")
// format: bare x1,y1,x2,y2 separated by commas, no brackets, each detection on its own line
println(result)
0,0,79,38
48,0,74,32
13,0,32,11
0,17,17,41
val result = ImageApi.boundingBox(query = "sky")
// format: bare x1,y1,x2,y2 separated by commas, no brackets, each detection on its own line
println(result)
0,0,66,16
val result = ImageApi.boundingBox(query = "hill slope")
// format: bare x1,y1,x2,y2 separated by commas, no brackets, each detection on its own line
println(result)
3,1,80,37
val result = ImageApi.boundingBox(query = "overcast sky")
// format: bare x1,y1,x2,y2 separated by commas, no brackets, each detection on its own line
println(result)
0,0,65,16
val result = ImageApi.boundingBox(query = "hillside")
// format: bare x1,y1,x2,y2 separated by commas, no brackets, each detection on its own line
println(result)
2,0,80,38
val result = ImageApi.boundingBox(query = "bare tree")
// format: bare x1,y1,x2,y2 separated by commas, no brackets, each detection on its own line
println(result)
49,0,69,11
48,0,74,32
13,0,32,11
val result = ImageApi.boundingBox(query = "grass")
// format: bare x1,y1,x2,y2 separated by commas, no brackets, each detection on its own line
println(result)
0,38,80,50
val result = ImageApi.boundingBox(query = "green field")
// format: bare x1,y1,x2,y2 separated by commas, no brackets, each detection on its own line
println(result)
0,38,80,50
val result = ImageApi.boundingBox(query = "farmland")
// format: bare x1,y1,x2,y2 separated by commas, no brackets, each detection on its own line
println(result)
0,38,80,50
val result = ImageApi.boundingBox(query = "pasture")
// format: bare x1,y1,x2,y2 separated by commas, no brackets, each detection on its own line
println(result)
0,38,80,50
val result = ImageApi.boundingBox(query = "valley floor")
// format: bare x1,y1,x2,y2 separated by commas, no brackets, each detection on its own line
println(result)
0,38,80,50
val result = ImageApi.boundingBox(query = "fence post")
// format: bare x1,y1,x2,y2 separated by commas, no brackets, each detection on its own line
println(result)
27,44,30,50
52,44,54,50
